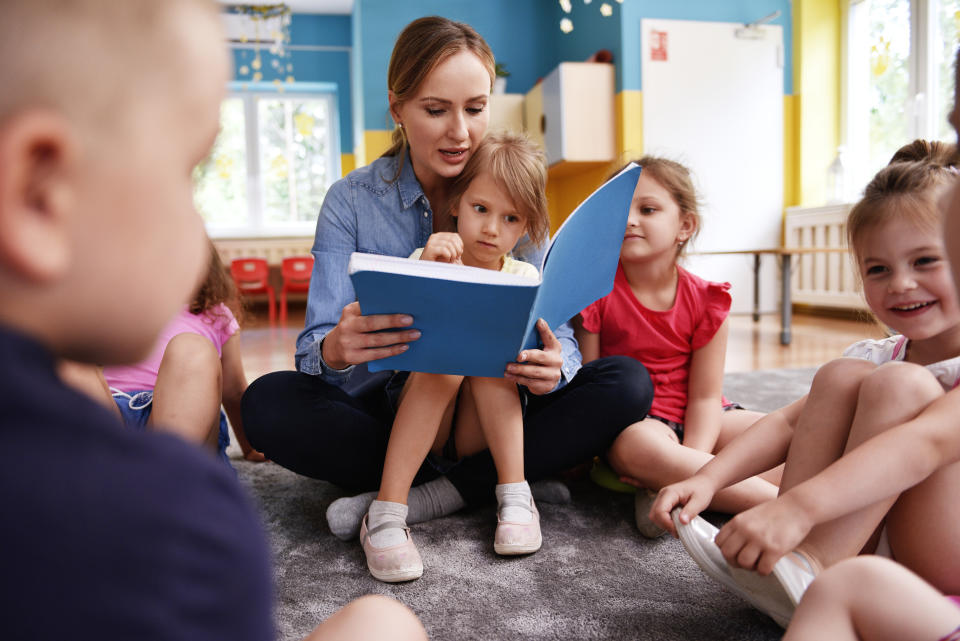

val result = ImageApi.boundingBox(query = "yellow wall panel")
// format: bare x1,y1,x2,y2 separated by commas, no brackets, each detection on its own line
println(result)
363,130,394,166
615,90,644,160
339,153,356,178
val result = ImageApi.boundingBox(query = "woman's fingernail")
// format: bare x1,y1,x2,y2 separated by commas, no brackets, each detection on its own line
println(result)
409,330,421,339
400,315,414,325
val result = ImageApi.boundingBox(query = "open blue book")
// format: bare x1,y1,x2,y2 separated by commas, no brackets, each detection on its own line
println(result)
348,163,641,377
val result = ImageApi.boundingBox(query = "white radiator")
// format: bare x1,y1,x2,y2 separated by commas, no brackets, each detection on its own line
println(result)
784,204,867,311
213,237,314,266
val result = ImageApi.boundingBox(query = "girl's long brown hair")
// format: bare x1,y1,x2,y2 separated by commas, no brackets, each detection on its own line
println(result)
191,241,243,326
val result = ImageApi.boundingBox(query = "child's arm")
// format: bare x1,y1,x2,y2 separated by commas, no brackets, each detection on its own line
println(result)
715,385,960,573
652,395,805,534
571,314,599,364
221,334,266,462
682,318,730,452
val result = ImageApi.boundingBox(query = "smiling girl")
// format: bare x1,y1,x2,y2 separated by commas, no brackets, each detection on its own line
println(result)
651,140,960,628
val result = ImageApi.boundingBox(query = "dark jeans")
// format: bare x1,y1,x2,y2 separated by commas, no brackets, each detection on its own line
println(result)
241,356,653,505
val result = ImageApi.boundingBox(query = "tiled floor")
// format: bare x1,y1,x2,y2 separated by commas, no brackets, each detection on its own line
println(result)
238,303,884,381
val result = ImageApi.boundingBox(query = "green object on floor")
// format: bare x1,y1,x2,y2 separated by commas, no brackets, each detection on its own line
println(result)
589,458,636,494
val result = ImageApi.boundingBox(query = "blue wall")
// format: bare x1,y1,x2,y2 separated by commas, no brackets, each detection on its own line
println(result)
231,14,354,153
356,0,557,131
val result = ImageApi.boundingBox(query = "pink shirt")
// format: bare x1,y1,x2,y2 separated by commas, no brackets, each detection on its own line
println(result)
580,263,731,424
103,304,239,393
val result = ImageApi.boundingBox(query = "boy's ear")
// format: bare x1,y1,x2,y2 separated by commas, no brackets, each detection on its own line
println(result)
0,111,76,283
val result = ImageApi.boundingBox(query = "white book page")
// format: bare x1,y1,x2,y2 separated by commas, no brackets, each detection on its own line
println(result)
348,253,540,286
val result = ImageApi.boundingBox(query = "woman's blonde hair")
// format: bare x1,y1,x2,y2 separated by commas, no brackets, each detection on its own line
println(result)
612,155,702,256
846,140,959,262
443,131,549,248
382,16,495,170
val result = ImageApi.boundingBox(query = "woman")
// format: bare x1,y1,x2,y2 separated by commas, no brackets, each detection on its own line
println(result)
241,15,653,540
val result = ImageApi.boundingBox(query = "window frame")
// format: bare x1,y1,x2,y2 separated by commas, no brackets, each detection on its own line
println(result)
202,81,341,238
843,0,956,195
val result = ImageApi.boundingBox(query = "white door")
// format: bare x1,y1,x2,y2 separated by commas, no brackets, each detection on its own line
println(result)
642,18,784,315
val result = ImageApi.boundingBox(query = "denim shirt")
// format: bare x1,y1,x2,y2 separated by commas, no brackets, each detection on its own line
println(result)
295,151,583,389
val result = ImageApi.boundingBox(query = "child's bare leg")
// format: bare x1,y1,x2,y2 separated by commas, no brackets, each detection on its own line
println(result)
462,377,524,483
717,409,783,485
795,362,944,571
608,418,778,513
378,372,462,504
778,358,878,493
151,333,221,448
886,459,960,593
784,556,960,641
304,595,428,641
57,360,119,416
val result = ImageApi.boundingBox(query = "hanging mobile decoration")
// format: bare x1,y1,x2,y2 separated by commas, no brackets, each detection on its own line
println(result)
226,3,295,89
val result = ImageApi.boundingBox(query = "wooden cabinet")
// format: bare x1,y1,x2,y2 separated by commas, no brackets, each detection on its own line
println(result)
488,93,525,135
526,62,615,166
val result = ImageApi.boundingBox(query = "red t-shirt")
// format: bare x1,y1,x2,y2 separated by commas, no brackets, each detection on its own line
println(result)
580,263,731,424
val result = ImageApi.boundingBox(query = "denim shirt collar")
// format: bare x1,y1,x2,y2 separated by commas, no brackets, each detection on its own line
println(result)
395,147,429,212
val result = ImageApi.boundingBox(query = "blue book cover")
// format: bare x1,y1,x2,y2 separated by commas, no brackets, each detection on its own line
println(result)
348,163,641,377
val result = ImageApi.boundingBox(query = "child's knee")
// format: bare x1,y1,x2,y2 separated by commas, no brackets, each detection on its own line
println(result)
162,333,220,377
607,420,675,472
811,357,876,396
859,361,942,408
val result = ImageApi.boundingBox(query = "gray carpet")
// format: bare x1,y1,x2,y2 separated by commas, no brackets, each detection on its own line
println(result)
232,367,816,640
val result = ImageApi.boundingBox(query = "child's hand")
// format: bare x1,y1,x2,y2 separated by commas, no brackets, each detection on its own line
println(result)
421,232,463,264
713,493,815,575
650,474,719,537
505,319,562,395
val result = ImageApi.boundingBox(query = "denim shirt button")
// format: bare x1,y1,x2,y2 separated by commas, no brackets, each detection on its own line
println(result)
423,211,428,218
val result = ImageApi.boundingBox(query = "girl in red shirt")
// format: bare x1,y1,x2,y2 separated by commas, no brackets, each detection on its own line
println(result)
575,156,778,536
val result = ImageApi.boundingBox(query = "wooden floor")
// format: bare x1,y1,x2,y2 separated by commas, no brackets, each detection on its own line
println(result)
239,304,885,381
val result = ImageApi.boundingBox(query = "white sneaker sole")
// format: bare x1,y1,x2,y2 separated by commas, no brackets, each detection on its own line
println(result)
672,508,811,628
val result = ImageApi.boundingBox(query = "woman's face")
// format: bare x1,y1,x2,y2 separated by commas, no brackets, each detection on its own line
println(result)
390,50,491,190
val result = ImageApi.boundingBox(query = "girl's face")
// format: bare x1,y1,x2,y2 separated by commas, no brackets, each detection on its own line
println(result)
620,173,694,265
389,50,490,190
454,171,528,270
858,216,960,341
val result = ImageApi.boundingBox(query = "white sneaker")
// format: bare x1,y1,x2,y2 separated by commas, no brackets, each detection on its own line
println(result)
671,508,814,628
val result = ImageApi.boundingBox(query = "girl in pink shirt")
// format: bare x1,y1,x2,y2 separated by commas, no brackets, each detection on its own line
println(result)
103,243,263,463
575,156,777,536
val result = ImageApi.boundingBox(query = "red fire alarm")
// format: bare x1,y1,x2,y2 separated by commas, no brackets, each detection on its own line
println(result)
650,30,668,61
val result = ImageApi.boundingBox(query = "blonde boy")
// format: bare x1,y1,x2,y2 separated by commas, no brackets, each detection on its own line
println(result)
0,2,426,640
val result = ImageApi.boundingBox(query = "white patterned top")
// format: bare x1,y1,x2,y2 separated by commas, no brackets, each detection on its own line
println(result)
843,334,960,390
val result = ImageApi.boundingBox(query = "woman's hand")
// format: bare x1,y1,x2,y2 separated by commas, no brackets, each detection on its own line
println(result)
322,302,421,370
713,493,814,575
421,232,463,264
504,319,563,395
650,474,720,537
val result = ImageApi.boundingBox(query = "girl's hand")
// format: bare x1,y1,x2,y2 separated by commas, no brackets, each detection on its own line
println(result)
650,474,720,537
322,302,421,370
504,318,562,395
421,232,463,264
713,494,814,575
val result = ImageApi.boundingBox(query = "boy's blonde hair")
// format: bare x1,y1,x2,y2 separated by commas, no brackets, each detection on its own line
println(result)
445,131,550,248
613,155,702,256
0,0,216,132
847,140,959,262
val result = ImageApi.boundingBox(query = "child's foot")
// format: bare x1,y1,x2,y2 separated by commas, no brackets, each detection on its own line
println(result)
327,491,377,541
361,500,423,583
671,508,814,628
634,488,667,539
494,481,542,555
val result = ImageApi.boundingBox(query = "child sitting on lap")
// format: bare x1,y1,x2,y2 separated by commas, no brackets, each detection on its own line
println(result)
361,132,551,582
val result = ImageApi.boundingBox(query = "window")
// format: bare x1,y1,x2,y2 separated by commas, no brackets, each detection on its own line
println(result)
845,0,959,195
194,83,339,236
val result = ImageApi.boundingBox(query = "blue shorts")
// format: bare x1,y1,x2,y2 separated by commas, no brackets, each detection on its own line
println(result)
111,389,231,466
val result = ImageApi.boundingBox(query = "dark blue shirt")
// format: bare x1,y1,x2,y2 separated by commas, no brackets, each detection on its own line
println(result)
0,326,274,640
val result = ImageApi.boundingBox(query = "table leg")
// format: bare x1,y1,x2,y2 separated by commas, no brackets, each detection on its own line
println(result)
753,253,761,322
780,253,792,345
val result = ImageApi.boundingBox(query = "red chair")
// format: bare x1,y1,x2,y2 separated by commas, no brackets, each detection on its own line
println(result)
230,257,275,326
279,255,314,326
